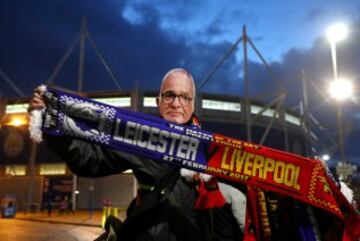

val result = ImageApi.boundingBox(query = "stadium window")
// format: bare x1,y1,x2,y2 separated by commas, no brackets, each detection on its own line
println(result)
40,163,66,175
202,99,241,112
5,103,29,114
5,165,26,176
285,113,301,126
143,97,157,107
251,105,279,118
92,97,131,107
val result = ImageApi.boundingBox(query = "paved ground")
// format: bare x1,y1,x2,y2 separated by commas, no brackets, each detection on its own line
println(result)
0,209,128,240
0,218,103,241
14,210,104,227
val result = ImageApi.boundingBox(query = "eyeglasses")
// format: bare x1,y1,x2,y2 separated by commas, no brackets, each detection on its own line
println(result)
160,91,193,106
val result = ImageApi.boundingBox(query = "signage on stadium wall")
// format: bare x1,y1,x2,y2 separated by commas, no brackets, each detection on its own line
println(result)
0,126,30,164
3,130,24,157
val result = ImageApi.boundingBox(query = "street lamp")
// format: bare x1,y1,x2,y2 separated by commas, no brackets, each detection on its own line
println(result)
326,23,351,165
326,23,348,42
4,115,28,127
329,78,353,101
322,154,330,162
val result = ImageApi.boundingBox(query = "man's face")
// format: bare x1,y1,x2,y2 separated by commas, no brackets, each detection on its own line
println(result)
157,72,195,124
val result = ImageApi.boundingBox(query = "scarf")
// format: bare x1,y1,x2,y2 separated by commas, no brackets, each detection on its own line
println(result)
29,86,360,241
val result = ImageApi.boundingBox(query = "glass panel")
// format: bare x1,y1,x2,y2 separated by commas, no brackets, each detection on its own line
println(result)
40,163,66,175
251,105,279,118
5,165,26,176
92,97,131,107
143,97,157,107
5,104,29,114
202,99,241,112
285,113,301,126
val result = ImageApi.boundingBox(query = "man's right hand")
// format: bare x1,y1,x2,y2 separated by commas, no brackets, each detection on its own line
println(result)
27,87,46,113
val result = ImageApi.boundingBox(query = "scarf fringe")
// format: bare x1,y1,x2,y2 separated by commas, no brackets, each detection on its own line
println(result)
180,168,212,182
29,85,47,143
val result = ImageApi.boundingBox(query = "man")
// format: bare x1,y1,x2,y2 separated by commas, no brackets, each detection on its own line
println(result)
28,68,243,241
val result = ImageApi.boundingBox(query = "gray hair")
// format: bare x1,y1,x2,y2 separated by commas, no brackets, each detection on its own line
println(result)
159,68,196,97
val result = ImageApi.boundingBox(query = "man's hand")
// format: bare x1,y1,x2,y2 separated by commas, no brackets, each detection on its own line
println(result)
27,86,46,113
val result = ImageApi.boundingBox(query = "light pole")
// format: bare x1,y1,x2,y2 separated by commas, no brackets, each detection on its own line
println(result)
326,23,352,165
326,23,348,80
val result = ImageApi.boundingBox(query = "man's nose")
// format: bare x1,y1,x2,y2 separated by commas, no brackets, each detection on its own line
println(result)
170,96,182,107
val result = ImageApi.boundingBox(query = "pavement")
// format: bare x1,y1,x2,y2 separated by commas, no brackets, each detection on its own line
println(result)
14,210,121,227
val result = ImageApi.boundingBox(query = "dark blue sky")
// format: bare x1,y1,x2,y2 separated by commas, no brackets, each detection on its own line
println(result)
0,0,359,165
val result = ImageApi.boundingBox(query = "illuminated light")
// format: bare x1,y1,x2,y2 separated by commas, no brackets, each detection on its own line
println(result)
329,79,353,101
92,97,131,107
40,163,66,175
202,99,241,112
5,165,26,176
75,191,80,194
5,115,29,127
5,103,29,114
326,23,348,43
251,105,279,118
11,118,23,126
322,154,330,161
143,97,157,107
285,113,301,126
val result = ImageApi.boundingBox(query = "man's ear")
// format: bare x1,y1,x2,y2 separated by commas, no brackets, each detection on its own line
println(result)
156,97,160,107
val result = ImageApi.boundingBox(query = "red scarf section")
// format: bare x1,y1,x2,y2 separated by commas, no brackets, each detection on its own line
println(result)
205,134,360,240
194,179,226,209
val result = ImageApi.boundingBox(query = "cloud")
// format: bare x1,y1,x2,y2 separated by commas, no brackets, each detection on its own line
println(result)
122,5,144,25
0,0,129,93
306,7,324,21
0,0,253,95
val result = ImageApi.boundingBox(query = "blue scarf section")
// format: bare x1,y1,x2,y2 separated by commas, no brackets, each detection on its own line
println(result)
42,87,212,172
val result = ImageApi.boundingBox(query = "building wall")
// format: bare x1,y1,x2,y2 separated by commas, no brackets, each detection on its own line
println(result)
76,174,135,210
0,176,44,211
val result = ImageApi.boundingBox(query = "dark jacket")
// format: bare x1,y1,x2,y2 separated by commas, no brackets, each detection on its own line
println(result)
45,134,243,241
